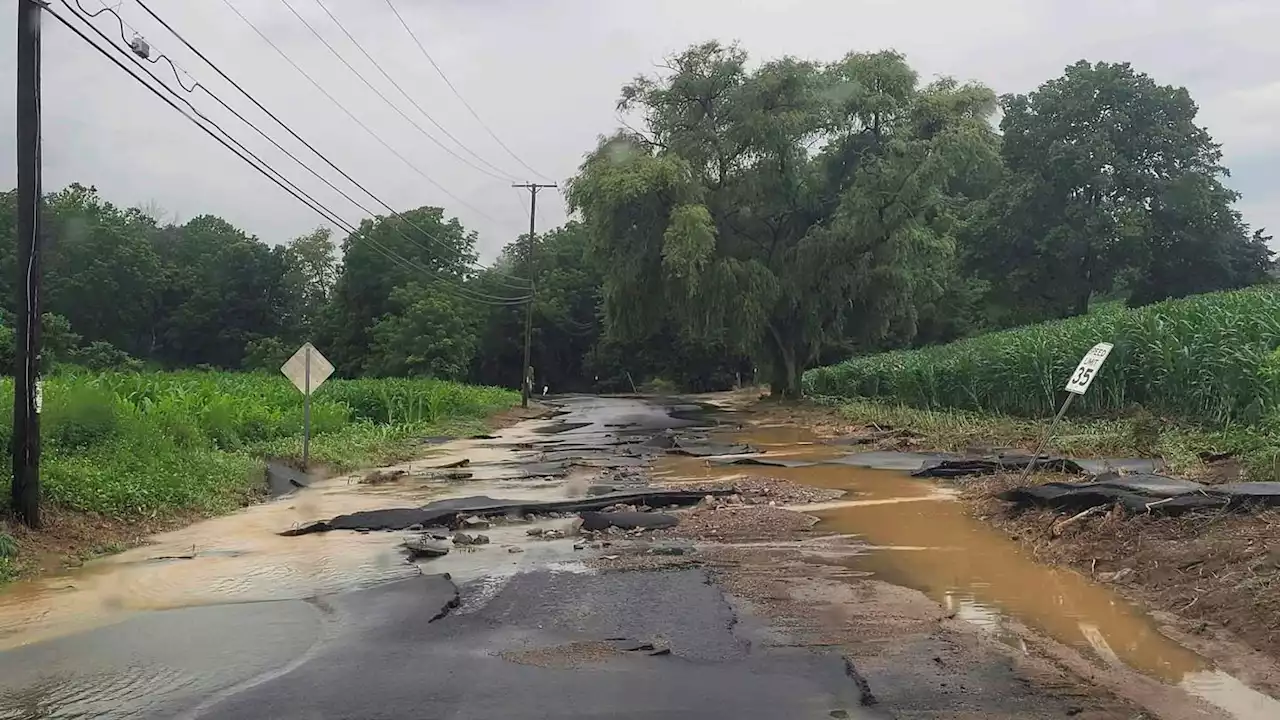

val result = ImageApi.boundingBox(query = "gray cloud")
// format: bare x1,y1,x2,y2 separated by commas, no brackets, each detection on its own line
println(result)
1,0,1276,261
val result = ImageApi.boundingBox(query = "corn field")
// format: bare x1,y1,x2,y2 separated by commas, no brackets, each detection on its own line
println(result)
805,286,1280,425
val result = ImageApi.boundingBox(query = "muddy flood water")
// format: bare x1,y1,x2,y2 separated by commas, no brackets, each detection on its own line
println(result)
0,396,1276,719
654,422,1280,720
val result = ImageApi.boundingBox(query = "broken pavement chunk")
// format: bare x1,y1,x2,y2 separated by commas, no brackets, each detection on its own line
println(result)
579,511,678,532
403,537,451,558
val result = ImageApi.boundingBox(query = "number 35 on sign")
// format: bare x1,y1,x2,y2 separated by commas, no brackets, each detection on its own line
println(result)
1065,342,1113,395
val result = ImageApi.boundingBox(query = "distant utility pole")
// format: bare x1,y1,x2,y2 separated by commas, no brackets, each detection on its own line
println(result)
13,0,43,528
512,182,555,408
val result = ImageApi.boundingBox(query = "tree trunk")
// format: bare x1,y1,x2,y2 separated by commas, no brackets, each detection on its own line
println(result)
1074,289,1090,317
766,325,803,399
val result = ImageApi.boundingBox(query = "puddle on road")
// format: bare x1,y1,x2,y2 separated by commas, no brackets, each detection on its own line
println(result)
655,424,1280,720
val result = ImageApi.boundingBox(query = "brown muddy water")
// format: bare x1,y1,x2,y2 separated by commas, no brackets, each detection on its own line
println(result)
0,421,588,653
655,422,1280,720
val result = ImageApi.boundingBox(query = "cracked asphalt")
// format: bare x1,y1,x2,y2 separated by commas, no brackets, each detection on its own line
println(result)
0,395,1155,719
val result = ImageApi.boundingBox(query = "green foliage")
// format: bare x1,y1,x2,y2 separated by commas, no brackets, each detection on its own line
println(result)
0,371,517,517
367,283,480,379
807,286,1280,426
970,61,1273,322
66,341,144,372
569,43,1002,397
242,337,292,374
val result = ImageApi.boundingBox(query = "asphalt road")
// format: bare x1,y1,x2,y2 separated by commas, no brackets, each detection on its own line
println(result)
0,396,880,719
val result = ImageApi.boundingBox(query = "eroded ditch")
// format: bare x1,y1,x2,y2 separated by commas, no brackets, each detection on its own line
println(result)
654,421,1280,720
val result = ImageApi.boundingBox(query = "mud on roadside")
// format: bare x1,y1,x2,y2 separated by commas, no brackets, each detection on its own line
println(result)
966,472,1280,695
783,398,1280,700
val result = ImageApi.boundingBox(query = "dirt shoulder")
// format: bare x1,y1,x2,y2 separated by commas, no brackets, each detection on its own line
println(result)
788,397,1280,696
966,473,1280,693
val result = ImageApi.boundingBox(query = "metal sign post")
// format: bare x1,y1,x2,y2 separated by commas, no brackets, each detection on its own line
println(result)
1017,342,1114,485
281,343,334,470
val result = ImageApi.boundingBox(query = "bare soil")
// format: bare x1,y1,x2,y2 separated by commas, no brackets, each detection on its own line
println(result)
1,505,202,576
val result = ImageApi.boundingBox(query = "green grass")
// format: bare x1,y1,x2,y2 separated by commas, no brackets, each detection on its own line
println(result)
0,370,518,518
806,286,1280,426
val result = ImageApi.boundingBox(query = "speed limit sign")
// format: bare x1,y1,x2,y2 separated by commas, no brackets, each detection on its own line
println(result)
1064,342,1113,395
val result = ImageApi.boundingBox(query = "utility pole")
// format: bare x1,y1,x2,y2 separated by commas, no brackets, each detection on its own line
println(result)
512,182,555,408
14,0,43,528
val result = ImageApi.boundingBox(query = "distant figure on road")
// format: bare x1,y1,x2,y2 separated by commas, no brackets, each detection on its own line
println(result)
541,385,549,397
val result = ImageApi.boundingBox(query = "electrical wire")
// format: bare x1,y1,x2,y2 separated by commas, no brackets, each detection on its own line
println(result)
210,0,500,224
307,0,519,182
119,0,535,291
51,4,531,307
272,0,515,184
381,0,554,184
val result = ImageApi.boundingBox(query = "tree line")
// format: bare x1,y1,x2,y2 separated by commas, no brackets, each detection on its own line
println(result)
2,45,1272,396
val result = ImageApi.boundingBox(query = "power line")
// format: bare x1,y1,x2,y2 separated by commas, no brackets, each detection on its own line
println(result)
307,0,519,182
120,0,534,292
210,0,501,225
51,3,530,307
381,0,553,184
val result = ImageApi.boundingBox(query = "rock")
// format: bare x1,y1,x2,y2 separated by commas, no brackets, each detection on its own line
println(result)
1097,567,1135,583
404,537,451,558
360,469,407,485
543,529,565,540
473,534,491,545
406,523,424,532
647,545,692,556
526,528,545,537
453,533,476,546
508,546,524,554
462,515,491,529
573,542,587,551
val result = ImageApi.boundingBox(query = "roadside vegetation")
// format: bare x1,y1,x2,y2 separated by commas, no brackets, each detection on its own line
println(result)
20,370,516,516
807,287,1280,478
0,370,515,579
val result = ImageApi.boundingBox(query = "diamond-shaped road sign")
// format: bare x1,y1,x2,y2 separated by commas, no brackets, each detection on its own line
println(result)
281,343,334,395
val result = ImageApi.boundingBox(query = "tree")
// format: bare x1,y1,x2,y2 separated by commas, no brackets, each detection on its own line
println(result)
150,215,289,368
471,222,602,391
281,227,338,341
568,43,999,396
326,207,479,375
976,61,1269,319
367,283,480,379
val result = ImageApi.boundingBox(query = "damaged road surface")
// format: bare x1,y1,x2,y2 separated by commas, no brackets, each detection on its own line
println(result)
0,395,1254,719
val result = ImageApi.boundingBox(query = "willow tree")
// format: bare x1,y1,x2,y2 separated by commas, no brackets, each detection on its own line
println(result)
567,42,999,396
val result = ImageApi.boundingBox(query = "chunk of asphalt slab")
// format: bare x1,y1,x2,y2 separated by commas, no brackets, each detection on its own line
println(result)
282,489,727,536
579,511,679,532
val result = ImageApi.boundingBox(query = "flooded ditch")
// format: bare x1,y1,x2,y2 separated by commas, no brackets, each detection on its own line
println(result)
655,421,1280,720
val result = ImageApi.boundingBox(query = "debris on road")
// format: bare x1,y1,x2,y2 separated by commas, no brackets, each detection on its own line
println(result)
452,533,490,546
661,505,819,542
579,510,679,532
403,537,450,558
687,476,845,505
283,489,730,535
359,469,407,485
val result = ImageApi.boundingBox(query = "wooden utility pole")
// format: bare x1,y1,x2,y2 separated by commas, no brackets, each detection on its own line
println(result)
512,182,555,408
14,0,43,528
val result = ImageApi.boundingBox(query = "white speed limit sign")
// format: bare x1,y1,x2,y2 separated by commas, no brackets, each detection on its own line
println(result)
1064,342,1113,395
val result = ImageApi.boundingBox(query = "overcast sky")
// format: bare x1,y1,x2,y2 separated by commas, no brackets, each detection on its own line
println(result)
0,0,1276,261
